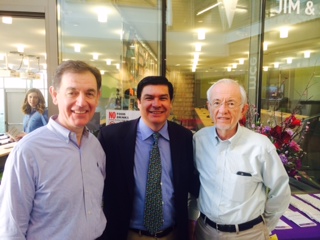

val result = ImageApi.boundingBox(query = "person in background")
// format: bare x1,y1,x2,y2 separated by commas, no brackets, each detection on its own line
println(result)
191,78,291,240
22,88,48,133
11,88,48,141
0,60,106,240
97,76,200,240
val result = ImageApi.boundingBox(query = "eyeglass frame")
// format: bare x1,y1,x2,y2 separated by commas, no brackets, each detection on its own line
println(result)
208,99,243,110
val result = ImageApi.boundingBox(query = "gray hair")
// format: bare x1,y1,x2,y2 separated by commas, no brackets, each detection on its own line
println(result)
206,78,247,105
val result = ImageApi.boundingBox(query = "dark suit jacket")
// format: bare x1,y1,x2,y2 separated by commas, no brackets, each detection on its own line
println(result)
97,118,199,240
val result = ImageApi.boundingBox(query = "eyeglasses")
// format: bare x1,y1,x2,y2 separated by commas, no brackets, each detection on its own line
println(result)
209,100,242,109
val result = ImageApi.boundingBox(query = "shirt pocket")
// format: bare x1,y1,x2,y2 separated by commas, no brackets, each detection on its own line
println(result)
223,172,257,203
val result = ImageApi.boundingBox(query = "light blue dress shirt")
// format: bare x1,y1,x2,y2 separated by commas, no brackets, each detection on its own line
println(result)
0,116,106,240
130,118,175,230
192,124,291,232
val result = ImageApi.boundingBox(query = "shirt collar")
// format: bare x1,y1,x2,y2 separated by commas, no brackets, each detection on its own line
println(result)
47,115,89,143
214,123,242,145
138,118,169,141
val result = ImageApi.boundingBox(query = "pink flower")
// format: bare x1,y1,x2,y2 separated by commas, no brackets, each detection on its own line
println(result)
289,140,301,152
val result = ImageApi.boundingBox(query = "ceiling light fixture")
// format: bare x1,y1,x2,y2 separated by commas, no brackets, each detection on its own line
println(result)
263,66,269,71
196,2,222,16
0,54,5,61
263,42,268,51
280,27,289,38
106,59,112,65
195,44,202,52
17,45,24,53
194,52,200,63
100,70,105,75
287,58,292,64
198,30,206,40
304,51,311,58
232,63,237,68
93,53,99,60
274,62,279,68
98,12,108,23
227,67,231,72
23,58,29,66
239,59,244,64
74,44,81,53
2,16,12,24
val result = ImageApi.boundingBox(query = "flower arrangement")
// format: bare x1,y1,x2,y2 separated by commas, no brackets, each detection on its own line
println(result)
241,104,310,179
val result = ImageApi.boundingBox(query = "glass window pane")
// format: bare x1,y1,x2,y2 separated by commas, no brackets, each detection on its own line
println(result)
58,0,161,114
0,15,47,132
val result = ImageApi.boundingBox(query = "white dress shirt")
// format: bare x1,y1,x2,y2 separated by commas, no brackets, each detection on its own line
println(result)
192,124,291,232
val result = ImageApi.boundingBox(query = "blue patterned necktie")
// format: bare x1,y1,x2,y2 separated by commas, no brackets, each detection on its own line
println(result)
144,132,163,234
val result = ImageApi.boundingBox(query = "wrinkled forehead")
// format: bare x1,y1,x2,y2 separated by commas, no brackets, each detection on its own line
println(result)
211,83,241,101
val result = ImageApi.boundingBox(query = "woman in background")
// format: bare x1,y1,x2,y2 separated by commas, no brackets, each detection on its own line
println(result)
22,88,48,133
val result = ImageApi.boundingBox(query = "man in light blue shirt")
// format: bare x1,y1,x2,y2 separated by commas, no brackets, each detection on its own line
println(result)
191,79,291,240
0,60,106,240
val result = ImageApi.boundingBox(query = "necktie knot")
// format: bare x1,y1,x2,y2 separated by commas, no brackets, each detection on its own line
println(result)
152,132,160,145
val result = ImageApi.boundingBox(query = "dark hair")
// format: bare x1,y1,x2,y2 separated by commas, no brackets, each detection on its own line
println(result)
52,60,102,90
137,76,174,100
22,88,46,115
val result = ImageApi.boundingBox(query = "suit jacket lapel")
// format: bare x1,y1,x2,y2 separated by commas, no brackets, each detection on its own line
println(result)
119,118,139,195
167,122,181,189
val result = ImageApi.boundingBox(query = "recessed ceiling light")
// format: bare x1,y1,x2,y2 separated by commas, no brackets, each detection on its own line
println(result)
74,44,81,52
17,45,24,53
280,28,289,38
2,16,12,24
195,44,202,52
198,30,206,40
263,42,268,51
93,53,99,60
304,51,311,58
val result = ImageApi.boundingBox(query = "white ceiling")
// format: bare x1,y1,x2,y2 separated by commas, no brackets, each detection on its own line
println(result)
1,0,320,78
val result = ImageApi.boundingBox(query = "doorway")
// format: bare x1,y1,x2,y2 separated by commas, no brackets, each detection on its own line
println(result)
0,13,47,133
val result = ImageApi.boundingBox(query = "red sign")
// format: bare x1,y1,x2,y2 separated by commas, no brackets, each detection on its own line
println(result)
109,112,116,119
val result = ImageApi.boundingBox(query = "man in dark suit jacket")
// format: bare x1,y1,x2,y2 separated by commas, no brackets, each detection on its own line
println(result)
98,76,199,240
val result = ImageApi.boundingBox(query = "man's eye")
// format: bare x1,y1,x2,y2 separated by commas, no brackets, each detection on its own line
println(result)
66,91,77,97
212,101,221,107
87,92,96,98
228,102,236,107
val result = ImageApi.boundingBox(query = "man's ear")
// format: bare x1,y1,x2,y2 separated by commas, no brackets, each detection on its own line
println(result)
241,104,249,119
49,86,58,105
241,103,249,117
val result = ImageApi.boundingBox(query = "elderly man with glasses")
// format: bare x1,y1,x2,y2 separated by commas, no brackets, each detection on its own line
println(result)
190,78,291,240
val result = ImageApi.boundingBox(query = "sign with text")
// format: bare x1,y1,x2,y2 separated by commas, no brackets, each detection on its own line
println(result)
106,110,140,125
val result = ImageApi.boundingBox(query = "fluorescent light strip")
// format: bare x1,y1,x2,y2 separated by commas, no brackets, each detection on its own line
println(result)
196,3,221,16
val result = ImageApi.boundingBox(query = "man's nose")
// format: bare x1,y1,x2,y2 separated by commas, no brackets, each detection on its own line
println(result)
152,98,160,106
76,93,86,106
